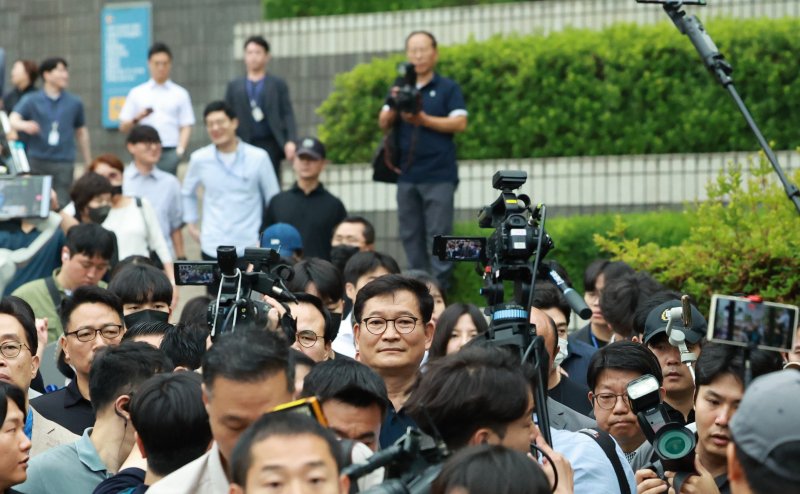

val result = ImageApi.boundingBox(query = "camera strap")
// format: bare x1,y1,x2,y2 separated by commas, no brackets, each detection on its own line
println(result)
578,428,632,494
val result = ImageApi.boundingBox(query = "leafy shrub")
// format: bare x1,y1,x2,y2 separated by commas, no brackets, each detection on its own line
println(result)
595,158,800,314
447,209,691,305
318,18,800,164
263,0,537,19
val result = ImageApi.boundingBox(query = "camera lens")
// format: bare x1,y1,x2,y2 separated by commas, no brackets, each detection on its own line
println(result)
654,426,695,459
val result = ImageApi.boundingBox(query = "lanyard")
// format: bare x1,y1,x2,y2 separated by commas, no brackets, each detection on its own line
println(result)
214,146,245,179
45,93,63,126
590,331,600,348
246,78,265,106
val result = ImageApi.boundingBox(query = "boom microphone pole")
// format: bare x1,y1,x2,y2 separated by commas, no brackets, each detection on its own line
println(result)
637,0,800,216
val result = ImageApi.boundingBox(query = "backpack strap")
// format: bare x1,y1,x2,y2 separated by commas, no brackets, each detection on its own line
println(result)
44,276,62,311
578,428,632,494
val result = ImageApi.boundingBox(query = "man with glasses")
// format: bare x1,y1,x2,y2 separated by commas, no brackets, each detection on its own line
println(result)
352,274,433,448
123,125,185,260
29,286,126,440
0,297,41,431
12,223,116,341
287,293,334,363
587,341,665,463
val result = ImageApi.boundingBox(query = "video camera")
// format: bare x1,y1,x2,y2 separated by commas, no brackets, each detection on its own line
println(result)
174,246,297,342
389,62,422,114
627,374,697,487
344,428,448,494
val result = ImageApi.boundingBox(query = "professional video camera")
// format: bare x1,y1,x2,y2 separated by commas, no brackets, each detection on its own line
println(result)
433,171,591,448
344,428,448,494
627,374,697,490
389,62,422,114
174,246,297,341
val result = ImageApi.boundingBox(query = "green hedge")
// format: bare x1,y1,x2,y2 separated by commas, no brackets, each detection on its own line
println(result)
263,0,534,19
447,209,692,305
318,18,800,164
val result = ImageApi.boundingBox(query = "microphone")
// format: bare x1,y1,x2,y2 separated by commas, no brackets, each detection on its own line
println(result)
546,269,591,319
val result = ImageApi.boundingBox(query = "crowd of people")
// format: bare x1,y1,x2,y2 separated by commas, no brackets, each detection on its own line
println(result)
0,28,799,494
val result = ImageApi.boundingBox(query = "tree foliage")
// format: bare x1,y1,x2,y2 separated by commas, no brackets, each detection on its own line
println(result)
595,157,800,313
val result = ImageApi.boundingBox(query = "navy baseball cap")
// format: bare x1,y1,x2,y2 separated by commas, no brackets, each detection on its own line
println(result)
261,223,303,256
643,300,707,344
295,137,326,160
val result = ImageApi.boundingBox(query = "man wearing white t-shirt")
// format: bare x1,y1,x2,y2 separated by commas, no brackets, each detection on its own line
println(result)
119,42,195,175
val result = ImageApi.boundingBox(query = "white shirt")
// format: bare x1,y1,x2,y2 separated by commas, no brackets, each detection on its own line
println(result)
119,79,195,147
332,311,356,358
103,198,173,263
550,428,637,494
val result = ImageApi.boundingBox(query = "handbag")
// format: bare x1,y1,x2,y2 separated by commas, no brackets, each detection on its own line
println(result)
371,123,403,183
135,197,164,270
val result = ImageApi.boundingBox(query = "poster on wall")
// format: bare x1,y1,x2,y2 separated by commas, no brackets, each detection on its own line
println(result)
101,2,152,129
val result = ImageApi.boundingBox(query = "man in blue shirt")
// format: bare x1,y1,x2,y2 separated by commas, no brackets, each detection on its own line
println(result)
182,101,279,261
10,57,91,209
378,31,467,290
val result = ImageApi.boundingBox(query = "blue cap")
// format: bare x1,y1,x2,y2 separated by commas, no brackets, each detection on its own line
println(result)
260,223,303,255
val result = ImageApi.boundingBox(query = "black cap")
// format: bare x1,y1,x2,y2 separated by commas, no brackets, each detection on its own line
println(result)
643,300,707,344
295,137,326,160
126,125,161,144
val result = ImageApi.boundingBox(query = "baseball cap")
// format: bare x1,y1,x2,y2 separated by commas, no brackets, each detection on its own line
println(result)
261,223,303,256
295,137,326,160
643,300,707,344
730,370,800,481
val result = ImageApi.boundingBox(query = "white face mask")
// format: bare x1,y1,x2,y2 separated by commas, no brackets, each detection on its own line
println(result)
554,337,569,368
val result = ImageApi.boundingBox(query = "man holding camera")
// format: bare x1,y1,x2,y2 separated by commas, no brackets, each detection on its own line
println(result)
378,31,467,290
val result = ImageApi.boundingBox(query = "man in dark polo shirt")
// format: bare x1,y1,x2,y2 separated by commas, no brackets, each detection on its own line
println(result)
10,57,91,208
263,137,347,260
378,30,467,290
29,286,125,437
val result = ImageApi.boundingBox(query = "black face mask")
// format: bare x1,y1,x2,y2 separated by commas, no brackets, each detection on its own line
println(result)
123,309,169,329
330,245,360,272
111,185,123,196
329,312,343,332
87,205,111,224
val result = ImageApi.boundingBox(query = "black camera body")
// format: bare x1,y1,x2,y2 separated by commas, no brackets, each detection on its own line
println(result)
627,374,697,479
175,246,296,341
392,62,422,114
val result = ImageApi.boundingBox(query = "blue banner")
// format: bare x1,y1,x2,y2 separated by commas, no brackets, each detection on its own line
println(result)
101,2,151,129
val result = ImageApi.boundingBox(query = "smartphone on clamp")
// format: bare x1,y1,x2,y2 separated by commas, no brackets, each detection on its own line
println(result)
432,235,486,262
707,294,799,353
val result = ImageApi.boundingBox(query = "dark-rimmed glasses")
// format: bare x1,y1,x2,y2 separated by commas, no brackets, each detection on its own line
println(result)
66,324,124,342
362,316,419,335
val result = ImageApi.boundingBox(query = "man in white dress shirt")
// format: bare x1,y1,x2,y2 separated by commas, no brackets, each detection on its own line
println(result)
119,42,195,175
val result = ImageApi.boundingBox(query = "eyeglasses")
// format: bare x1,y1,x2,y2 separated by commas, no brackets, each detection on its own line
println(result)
362,316,419,335
66,324,124,342
296,330,323,348
0,342,31,359
593,392,631,410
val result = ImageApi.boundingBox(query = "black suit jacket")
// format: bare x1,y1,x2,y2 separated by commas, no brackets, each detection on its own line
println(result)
224,74,297,148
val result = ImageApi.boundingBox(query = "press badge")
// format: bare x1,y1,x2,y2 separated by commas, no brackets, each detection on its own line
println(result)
250,101,265,122
48,123,60,146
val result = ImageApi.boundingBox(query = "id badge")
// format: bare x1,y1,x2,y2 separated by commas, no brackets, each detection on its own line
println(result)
251,105,265,122
48,128,60,146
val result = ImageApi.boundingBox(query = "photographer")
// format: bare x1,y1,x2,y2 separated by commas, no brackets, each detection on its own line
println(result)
634,343,782,494
378,30,467,290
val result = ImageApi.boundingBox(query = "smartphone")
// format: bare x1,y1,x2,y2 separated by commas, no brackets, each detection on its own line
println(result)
0,175,52,220
271,397,328,426
173,261,217,286
707,294,799,353
433,235,486,262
